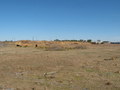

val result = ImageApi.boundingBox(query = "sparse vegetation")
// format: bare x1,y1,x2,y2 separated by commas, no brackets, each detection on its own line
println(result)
87,39,92,43
15,40,89,51
0,41,120,90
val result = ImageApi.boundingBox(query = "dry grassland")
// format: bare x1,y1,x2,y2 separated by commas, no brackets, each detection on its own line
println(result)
0,42,120,90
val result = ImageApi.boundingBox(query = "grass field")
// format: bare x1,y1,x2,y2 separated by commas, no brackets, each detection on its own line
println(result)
0,42,120,90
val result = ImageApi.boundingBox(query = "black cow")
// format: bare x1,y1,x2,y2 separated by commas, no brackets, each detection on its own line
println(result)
16,44,22,47
35,44,38,47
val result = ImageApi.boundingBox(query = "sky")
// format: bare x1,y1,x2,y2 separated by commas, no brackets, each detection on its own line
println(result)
0,0,120,41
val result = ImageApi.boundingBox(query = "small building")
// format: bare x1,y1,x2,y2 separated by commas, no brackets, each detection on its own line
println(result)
111,42,120,44
101,41,110,44
97,40,102,44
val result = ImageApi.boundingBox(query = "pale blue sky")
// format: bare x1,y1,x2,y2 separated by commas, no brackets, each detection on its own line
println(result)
0,0,120,41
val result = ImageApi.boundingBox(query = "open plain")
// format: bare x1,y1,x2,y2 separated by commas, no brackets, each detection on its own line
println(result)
0,42,120,90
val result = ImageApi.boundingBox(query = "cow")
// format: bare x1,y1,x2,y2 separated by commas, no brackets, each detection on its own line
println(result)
35,44,38,48
16,44,22,47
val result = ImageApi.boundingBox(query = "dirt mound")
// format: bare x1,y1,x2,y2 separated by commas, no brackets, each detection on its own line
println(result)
15,40,90,50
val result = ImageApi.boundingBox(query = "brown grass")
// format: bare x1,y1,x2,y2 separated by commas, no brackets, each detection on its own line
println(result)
15,40,89,51
0,42,120,90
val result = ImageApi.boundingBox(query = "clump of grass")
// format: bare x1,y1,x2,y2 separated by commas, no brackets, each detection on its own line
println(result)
23,45,28,48
72,45,87,49
45,46,66,51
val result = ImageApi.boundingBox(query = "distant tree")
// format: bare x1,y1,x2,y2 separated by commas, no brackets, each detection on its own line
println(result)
87,39,92,43
79,39,84,42
62,40,69,42
70,40,78,42
54,39,60,41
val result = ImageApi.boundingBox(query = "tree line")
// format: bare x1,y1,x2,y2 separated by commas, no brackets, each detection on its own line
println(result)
54,39,92,43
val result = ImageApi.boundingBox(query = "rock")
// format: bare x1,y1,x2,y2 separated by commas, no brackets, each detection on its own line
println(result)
114,71,120,73
104,56,118,61
44,71,57,78
105,82,111,85
32,88,35,90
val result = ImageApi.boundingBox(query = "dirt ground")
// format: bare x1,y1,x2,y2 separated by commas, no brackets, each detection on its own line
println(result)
0,44,120,90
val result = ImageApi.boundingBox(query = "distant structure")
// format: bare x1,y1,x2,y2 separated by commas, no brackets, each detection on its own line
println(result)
91,40,112,44
101,41,110,44
91,40,102,44
111,42,120,44
96,40,102,44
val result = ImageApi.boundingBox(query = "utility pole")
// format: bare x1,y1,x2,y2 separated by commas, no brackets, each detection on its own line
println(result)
32,36,34,41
